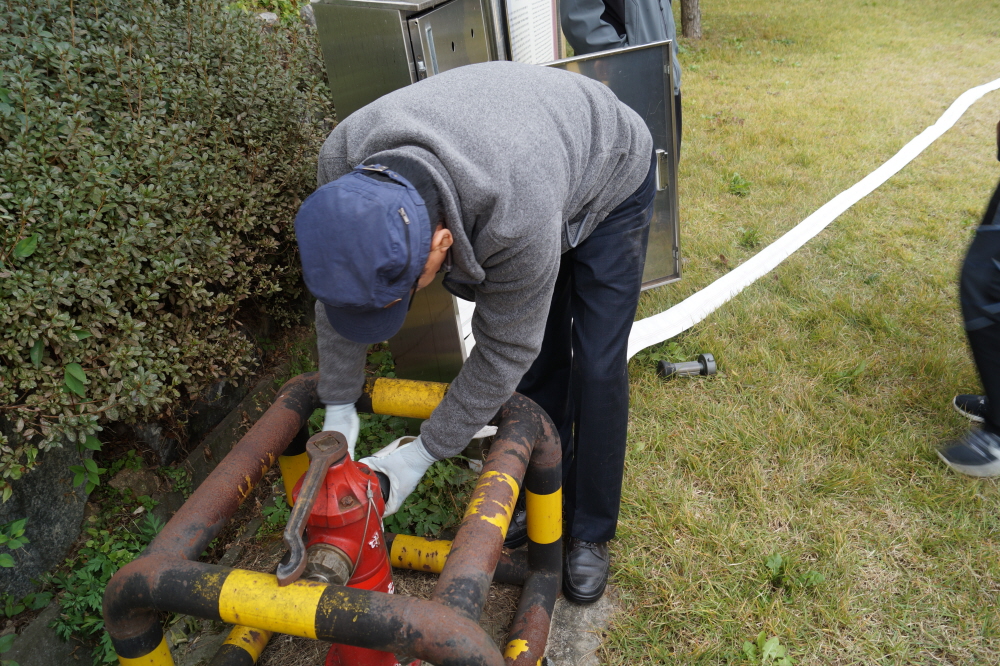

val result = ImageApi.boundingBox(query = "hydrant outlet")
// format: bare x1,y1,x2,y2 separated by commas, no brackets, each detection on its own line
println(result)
304,543,353,586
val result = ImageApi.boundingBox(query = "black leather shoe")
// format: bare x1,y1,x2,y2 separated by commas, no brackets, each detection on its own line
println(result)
563,538,610,604
503,494,528,549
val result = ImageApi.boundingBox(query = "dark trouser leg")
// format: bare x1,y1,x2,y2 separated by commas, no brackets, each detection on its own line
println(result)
520,155,655,544
966,326,1000,432
516,262,575,458
564,212,651,543
960,192,1000,432
562,156,656,543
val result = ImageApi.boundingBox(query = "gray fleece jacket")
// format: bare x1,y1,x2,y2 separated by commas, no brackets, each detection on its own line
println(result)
315,61,652,460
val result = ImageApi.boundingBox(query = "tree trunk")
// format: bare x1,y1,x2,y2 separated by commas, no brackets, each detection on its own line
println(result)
680,0,702,39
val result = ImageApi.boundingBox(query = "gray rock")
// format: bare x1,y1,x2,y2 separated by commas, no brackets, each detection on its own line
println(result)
544,587,617,665
134,422,180,465
300,2,316,26
5,603,93,665
186,370,287,490
150,487,187,525
108,467,163,498
170,617,229,666
106,466,188,523
257,11,279,23
185,378,250,450
0,442,90,597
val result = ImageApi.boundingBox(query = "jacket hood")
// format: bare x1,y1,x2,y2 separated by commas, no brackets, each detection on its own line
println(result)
366,146,485,289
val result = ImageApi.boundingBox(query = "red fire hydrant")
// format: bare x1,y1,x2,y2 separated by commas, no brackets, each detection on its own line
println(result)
276,430,413,666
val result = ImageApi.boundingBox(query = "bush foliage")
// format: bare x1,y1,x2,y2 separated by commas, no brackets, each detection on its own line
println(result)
0,0,333,498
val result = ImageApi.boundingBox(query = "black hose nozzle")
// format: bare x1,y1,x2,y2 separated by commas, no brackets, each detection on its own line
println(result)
657,353,716,379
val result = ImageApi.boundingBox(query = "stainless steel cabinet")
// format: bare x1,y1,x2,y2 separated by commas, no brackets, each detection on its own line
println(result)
547,41,680,288
407,0,492,79
313,0,499,119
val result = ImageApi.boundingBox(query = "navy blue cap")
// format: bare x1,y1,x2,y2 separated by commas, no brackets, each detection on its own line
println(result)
295,165,431,344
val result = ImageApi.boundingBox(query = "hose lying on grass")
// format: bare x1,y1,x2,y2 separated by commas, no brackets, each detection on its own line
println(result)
625,76,1000,359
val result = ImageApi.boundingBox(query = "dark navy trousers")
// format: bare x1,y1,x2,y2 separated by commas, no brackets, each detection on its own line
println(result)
960,178,1000,433
517,155,656,543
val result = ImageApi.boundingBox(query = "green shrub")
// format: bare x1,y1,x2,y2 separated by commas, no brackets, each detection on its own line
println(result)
231,0,305,22
1,589,51,618
46,509,164,664
0,517,28,567
0,0,333,498
385,458,477,537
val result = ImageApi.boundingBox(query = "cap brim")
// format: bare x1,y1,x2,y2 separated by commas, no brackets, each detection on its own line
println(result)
324,297,411,345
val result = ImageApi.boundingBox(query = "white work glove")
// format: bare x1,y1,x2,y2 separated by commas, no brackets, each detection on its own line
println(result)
359,435,437,516
323,403,360,460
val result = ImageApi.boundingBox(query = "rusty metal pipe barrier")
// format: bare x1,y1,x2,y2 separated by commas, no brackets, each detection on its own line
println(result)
103,375,561,666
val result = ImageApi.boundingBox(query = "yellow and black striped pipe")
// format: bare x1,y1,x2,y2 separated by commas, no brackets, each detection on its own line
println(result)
107,560,504,666
387,533,452,573
496,393,563,666
385,533,531,585
502,570,561,666
523,452,562,576
207,625,272,666
277,427,310,506
115,635,172,666
430,464,521,619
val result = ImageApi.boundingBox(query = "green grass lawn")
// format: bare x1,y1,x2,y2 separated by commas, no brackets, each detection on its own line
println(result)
618,1,1000,663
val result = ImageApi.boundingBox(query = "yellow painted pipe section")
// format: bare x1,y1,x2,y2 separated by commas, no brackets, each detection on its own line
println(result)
389,535,453,573
464,471,518,534
117,636,174,666
368,378,448,419
504,638,529,660
218,570,326,639
278,452,310,506
525,489,562,545
222,625,273,661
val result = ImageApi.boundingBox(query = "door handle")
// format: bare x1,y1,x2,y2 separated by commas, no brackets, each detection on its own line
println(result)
425,25,440,75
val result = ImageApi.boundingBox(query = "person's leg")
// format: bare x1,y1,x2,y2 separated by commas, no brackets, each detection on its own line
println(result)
939,181,1000,476
966,324,1000,431
565,195,653,543
951,181,1000,423
960,186,1000,432
560,155,655,603
516,258,575,460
